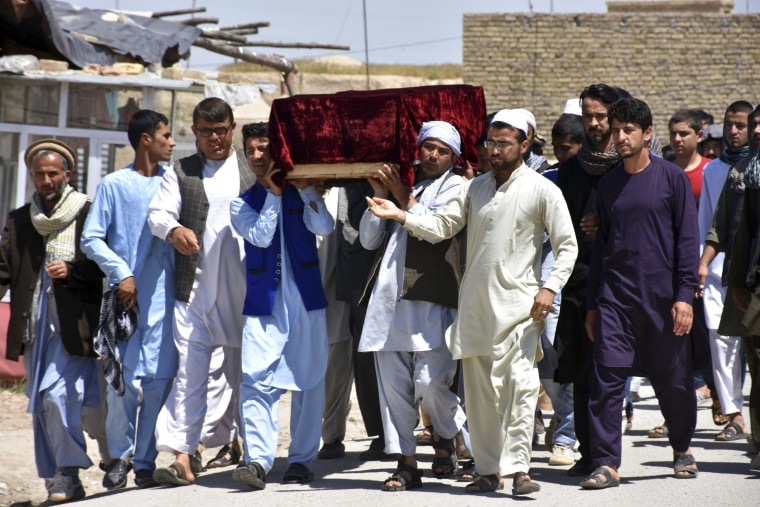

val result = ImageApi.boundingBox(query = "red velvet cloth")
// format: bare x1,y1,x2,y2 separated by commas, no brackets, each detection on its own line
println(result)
0,302,26,385
268,84,487,188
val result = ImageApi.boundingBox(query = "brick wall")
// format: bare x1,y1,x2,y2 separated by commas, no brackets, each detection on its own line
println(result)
463,13,760,146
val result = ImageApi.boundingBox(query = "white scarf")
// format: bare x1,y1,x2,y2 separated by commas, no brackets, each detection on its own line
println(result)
30,184,88,264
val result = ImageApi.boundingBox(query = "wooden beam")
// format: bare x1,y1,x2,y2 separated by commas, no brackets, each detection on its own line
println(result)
192,36,298,76
224,28,259,36
231,41,350,51
219,22,271,31
151,7,207,18
177,17,219,26
285,163,382,180
200,30,248,44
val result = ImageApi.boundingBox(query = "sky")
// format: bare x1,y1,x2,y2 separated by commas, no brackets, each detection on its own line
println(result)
70,0,760,69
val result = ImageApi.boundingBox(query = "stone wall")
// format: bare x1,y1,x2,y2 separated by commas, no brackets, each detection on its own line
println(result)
463,13,760,143
607,1,735,14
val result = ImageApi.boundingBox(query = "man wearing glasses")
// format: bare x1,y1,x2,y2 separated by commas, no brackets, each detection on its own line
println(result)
365,110,577,495
148,97,255,486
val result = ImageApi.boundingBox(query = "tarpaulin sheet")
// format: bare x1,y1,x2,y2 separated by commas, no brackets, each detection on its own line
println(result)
6,0,201,68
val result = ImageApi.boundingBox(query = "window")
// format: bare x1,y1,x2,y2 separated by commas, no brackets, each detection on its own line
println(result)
0,79,59,126
67,86,142,131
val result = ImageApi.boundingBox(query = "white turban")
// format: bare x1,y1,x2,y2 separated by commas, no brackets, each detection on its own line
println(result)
491,109,529,138
416,121,462,157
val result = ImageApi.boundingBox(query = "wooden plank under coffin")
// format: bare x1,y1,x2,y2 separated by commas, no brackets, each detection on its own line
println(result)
284,162,383,180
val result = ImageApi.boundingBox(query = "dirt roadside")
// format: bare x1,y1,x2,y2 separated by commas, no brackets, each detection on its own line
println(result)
0,386,368,506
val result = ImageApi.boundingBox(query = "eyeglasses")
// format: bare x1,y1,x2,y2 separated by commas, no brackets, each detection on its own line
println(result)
483,139,517,151
196,125,232,138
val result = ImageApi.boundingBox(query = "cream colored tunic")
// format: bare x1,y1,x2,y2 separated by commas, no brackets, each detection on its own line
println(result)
403,164,577,360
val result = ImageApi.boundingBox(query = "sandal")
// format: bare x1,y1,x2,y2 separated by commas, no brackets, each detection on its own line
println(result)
673,453,698,478
464,473,502,493
455,459,477,482
206,444,241,469
512,471,541,495
415,425,434,446
282,462,315,484
648,423,668,438
715,421,747,442
712,402,729,426
431,435,458,479
580,467,619,489
153,462,193,487
382,459,422,492
190,450,203,474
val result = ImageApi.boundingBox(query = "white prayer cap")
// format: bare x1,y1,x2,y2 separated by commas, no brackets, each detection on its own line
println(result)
490,109,529,139
511,108,536,131
563,99,582,116
416,121,461,156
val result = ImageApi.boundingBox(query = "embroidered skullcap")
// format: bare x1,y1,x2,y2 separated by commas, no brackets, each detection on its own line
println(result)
511,108,536,132
416,121,462,157
491,109,529,139
24,138,77,171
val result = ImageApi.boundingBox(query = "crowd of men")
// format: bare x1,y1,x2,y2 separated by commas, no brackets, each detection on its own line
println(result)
1,85,759,502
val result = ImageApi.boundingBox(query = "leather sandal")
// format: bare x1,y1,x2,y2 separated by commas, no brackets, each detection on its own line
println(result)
431,435,458,479
383,459,422,492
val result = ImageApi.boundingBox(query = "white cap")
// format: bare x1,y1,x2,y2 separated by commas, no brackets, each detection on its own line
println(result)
491,109,529,138
563,99,582,116
511,108,536,131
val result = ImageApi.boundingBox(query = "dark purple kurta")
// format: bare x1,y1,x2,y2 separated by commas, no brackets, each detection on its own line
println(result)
586,156,700,467
588,156,700,370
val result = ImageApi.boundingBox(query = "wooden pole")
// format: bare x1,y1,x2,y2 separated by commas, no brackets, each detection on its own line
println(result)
219,22,271,31
192,36,299,96
151,7,207,18
230,41,350,51
362,0,370,90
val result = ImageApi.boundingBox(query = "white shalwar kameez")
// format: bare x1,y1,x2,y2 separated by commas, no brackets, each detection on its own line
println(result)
699,158,743,415
403,165,577,476
359,169,467,456
148,155,246,455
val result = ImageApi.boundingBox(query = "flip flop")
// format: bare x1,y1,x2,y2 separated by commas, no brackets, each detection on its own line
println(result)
153,462,193,487
580,467,620,489
715,421,747,441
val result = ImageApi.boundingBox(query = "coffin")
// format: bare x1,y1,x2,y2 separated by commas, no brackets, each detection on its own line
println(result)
267,84,487,188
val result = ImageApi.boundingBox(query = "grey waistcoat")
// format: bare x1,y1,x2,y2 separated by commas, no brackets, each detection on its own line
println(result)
174,148,256,302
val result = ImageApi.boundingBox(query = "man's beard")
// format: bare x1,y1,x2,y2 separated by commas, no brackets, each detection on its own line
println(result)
42,180,67,202
588,131,609,147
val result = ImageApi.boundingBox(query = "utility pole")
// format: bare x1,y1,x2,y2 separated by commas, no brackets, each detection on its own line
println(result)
362,0,370,90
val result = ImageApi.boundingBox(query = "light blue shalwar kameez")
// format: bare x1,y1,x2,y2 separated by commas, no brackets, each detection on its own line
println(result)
26,269,100,478
81,164,177,473
230,186,333,472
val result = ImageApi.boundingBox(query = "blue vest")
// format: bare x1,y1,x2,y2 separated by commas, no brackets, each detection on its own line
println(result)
241,182,327,316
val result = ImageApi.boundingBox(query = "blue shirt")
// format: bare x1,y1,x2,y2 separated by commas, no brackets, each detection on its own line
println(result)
82,165,177,379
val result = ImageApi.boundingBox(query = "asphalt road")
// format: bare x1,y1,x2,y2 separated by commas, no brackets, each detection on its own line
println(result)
23,379,757,507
